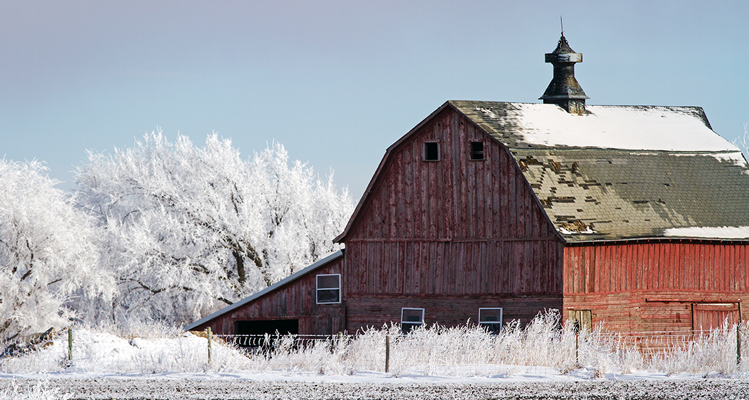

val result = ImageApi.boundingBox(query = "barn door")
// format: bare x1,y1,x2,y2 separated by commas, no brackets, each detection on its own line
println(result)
692,303,740,332
568,310,592,332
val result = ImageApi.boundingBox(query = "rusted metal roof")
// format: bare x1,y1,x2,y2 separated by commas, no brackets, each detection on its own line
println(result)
450,101,749,242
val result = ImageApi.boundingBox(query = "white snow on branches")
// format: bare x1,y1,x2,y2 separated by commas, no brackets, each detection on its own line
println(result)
73,131,354,327
0,160,112,339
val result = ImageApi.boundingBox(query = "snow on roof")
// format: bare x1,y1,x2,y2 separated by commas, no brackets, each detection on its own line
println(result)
340,101,749,244
664,226,749,239
508,103,736,151
449,101,749,242
457,101,737,152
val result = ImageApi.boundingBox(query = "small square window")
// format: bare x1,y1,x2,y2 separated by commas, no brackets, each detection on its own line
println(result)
424,142,439,161
479,308,503,334
470,142,484,160
401,308,425,334
316,274,341,304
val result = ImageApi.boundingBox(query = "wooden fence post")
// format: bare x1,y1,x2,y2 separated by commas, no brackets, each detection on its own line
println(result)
207,327,212,365
737,324,741,366
574,321,580,366
67,328,73,364
385,335,390,373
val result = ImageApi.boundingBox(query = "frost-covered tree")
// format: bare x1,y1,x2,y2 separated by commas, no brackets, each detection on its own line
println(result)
252,144,355,283
740,122,749,158
0,160,111,340
75,131,354,326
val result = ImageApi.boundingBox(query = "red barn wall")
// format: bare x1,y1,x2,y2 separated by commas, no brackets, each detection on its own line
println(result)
343,107,565,332
192,256,345,335
564,242,749,332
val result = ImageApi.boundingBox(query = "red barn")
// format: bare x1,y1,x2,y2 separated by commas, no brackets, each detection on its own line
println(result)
186,34,749,336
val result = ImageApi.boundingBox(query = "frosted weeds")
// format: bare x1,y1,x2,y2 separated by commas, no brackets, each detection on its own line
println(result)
0,380,71,400
644,326,744,375
2,312,749,378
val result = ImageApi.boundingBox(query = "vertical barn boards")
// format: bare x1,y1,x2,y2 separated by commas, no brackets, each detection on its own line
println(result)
184,251,345,335
336,103,565,333
563,241,749,333
693,303,740,332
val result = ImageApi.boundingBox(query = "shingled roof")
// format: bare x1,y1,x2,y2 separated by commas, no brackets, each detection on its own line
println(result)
451,101,749,242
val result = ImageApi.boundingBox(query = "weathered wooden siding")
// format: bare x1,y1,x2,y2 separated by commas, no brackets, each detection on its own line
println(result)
341,107,565,329
564,242,749,294
345,107,562,294
192,256,345,335
693,303,740,331
563,242,749,332
348,108,556,241
344,240,562,296
345,295,562,333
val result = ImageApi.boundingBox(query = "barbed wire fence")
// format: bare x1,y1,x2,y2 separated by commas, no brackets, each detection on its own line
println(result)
5,321,749,375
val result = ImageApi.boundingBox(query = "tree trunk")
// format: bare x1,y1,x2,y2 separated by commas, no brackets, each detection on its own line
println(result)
232,249,246,285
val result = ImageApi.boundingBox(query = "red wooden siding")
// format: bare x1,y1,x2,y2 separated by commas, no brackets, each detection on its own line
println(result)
192,256,345,335
564,242,749,294
563,242,749,332
347,108,556,241
693,303,740,332
344,240,562,296
341,107,565,331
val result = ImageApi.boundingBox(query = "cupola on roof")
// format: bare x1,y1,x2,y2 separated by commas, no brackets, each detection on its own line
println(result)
540,33,589,115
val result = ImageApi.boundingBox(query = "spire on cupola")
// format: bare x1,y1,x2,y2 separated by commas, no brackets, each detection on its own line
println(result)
539,28,589,115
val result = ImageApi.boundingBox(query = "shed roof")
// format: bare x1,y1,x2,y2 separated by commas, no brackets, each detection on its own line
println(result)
451,101,749,242
183,250,343,331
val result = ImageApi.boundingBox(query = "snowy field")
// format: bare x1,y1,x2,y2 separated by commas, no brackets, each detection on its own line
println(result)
3,377,749,399
3,314,749,399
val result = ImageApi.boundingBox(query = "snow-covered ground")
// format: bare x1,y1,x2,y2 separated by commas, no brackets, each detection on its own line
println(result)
3,377,749,399
2,315,749,399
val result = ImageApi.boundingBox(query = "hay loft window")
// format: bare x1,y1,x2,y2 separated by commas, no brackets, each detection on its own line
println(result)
424,142,439,161
470,142,484,160
401,308,425,334
316,274,341,304
479,308,503,334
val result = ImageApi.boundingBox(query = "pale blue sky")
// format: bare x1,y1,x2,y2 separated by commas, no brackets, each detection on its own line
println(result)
1,1,747,199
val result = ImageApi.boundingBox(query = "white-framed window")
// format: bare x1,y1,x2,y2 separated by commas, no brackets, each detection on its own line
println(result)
479,308,503,334
401,308,425,334
424,142,439,161
316,274,341,304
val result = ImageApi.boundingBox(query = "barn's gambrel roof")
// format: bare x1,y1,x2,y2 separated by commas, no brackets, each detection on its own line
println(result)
451,101,749,242
336,101,749,243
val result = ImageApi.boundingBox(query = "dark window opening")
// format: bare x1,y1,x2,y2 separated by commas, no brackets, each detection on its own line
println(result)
317,289,339,303
316,274,341,304
401,308,425,334
234,319,299,336
424,142,439,161
470,142,484,160
479,308,503,334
